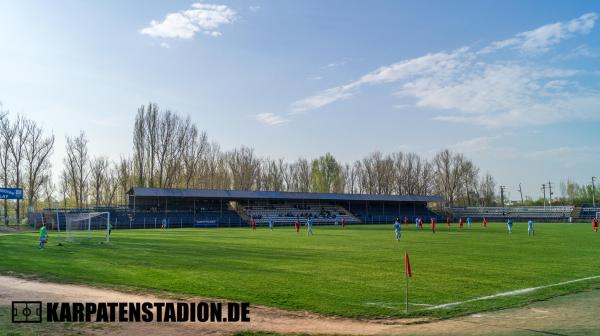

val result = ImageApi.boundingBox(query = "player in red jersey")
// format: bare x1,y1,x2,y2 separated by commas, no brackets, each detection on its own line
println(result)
403,216,408,226
593,217,598,232
251,218,257,231
459,217,464,229
418,217,423,230
446,216,451,230
483,217,487,228
431,217,436,233
294,218,301,233
341,218,346,228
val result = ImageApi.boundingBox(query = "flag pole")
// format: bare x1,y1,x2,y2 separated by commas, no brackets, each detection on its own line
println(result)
405,268,408,313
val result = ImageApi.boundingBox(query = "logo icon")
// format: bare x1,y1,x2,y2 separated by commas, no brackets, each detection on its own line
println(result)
12,301,42,323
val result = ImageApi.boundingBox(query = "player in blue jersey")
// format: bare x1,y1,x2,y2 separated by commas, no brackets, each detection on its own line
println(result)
394,218,402,241
507,219,513,234
527,220,534,236
268,218,274,231
466,217,472,229
306,218,313,236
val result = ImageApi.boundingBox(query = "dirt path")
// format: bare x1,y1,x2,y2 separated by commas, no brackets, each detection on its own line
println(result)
1,275,599,336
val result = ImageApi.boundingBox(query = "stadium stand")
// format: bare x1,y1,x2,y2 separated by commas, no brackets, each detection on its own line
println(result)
32,188,445,229
244,203,360,225
579,205,599,220
450,206,574,221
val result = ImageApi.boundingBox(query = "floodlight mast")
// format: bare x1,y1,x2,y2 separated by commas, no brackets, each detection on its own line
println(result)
593,176,597,209
541,184,547,209
500,186,507,208
518,183,524,205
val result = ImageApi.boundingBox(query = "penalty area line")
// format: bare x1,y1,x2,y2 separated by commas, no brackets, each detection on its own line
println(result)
427,274,600,310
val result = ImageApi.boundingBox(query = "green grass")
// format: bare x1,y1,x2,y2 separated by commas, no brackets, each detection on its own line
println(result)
0,223,599,319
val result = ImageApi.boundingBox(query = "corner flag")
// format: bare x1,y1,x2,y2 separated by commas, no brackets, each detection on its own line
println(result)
404,252,412,313
405,253,412,277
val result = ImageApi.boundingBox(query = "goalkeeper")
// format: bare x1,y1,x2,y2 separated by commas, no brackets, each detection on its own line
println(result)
39,223,48,250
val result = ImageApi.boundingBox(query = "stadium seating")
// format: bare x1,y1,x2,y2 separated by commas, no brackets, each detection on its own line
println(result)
579,205,599,219
347,202,438,224
244,203,360,225
450,206,574,221
39,208,245,229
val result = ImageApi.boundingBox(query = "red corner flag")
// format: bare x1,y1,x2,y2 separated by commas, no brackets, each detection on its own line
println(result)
405,253,412,278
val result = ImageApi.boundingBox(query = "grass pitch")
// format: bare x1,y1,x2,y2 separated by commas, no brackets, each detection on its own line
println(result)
0,223,599,318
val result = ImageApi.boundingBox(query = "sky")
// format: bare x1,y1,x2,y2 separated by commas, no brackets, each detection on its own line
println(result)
0,0,599,200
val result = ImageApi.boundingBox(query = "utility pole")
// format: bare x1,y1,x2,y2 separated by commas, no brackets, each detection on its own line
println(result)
548,181,553,206
593,177,597,209
500,186,507,208
518,183,524,205
541,184,547,209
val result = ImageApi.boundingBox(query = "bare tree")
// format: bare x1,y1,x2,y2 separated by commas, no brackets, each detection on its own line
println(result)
0,114,14,225
227,147,260,190
59,170,69,208
116,157,132,204
102,163,120,206
479,173,496,206
42,176,55,209
7,116,31,223
261,158,285,191
24,120,55,217
64,132,89,208
90,156,110,206
133,106,146,187
433,149,465,206
182,127,208,188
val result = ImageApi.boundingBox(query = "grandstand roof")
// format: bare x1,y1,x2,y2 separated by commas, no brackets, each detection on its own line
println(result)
128,187,445,203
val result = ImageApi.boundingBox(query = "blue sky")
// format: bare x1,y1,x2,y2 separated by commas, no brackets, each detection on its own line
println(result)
0,1,599,199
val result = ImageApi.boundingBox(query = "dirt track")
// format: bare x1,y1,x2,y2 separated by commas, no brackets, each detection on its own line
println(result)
1,275,599,335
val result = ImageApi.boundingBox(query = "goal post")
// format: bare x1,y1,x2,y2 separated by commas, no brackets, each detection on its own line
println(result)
64,212,111,243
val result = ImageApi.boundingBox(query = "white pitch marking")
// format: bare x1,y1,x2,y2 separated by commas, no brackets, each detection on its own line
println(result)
428,275,600,310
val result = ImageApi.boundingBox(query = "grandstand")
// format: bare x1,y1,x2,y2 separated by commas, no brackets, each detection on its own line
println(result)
450,206,575,221
578,205,600,220
243,203,360,225
35,188,444,229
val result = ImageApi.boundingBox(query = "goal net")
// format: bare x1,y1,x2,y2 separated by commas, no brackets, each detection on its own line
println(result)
64,212,111,243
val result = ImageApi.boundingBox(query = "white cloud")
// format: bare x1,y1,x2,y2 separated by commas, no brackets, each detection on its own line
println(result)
160,42,171,49
255,113,289,126
480,13,597,54
322,58,350,69
527,146,600,166
290,13,600,127
140,3,237,39
556,44,599,60
291,82,359,113
448,136,500,154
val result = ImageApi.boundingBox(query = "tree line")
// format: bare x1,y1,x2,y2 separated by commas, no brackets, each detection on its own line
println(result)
0,106,55,224
1,102,503,224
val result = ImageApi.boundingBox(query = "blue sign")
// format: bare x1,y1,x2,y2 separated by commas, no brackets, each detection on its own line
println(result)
0,188,23,200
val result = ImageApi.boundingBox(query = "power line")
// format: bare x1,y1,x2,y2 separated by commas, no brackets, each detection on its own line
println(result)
541,184,547,209
500,185,507,208
518,183,524,205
